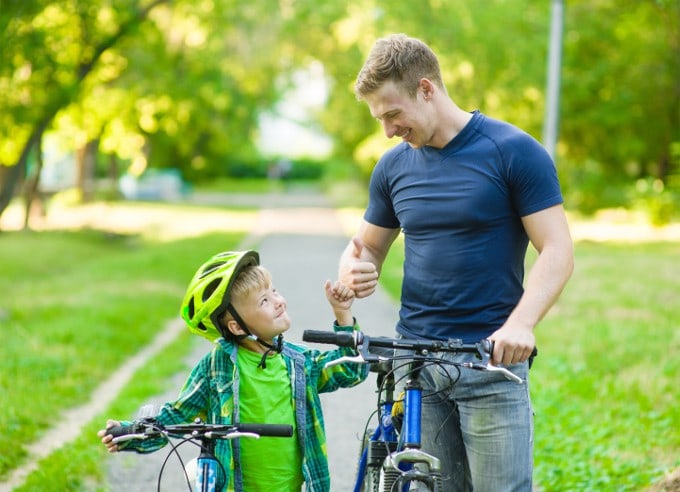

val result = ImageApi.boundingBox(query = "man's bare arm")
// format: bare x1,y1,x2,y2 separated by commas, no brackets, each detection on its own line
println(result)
490,204,574,365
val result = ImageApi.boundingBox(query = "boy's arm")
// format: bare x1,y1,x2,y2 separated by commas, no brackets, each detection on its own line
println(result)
313,320,368,393
98,350,215,453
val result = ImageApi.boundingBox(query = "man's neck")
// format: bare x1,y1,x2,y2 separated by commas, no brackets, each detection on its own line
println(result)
430,102,473,149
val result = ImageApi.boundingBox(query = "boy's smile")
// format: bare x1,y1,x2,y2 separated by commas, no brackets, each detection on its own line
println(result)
232,285,291,348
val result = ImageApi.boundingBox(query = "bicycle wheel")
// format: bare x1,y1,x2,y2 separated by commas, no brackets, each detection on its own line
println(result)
409,475,444,492
363,465,381,492
384,467,444,492
356,428,381,492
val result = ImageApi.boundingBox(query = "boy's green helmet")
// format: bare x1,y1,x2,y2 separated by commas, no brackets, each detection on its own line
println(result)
180,250,259,342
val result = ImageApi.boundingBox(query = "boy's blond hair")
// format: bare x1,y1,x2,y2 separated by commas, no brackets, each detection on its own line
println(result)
354,33,446,100
221,265,272,325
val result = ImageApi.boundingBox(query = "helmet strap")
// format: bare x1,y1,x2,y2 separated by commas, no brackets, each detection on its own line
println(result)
226,305,284,369
256,335,284,369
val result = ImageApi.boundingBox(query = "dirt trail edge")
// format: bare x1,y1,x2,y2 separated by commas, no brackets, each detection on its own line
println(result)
0,190,399,492
0,321,184,492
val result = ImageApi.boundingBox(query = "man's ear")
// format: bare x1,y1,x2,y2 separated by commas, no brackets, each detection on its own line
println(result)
419,78,435,100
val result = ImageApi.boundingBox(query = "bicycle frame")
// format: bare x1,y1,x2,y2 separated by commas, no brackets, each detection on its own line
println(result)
195,437,224,492
353,367,398,492
354,359,443,492
302,329,532,492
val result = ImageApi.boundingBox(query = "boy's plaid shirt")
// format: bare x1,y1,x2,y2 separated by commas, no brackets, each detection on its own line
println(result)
119,321,368,491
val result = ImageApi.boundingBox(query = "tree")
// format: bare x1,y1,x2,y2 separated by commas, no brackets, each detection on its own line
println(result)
0,0,169,226
560,0,679,182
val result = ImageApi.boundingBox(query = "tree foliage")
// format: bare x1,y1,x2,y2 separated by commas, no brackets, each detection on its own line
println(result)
0,0,677,225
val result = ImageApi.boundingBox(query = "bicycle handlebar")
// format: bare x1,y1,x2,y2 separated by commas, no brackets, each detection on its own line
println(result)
107,419,294,444
303,330,536,384
303,330,489,354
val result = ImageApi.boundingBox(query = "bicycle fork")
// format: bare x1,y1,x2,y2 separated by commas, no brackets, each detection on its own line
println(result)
383,369,443,492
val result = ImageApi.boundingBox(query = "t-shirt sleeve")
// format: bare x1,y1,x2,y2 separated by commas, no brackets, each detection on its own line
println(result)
364,158,401,229
506,133,564,217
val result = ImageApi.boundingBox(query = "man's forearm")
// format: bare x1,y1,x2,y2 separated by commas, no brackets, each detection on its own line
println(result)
506,244,574,330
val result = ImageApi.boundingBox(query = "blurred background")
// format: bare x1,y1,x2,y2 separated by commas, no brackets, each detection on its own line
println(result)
0,0,678,226
1,1,679,491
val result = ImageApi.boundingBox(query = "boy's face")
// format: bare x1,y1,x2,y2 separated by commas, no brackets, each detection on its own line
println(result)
232,284,291,342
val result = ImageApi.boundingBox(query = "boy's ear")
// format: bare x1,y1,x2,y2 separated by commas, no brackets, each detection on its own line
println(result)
225,319,246,337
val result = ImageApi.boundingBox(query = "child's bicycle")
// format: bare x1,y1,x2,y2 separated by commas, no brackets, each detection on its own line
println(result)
106,414,293,492
302,329,534,492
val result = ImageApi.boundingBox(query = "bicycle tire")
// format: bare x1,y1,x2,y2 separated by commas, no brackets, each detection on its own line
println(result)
363,465,380,492
356,428,380,492
381,468,444,492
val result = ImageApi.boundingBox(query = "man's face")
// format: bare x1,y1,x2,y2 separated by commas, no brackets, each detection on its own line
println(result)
232,284,291,342
364,80,433,149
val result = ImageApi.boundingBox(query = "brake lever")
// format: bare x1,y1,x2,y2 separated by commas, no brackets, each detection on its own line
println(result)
324,355,366,367
111,432,149,444
324,339,382,368
206,431,260,440
464,340,525,384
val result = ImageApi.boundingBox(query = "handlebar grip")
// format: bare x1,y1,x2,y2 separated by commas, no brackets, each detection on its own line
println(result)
302,330,357,348
483,340,538,358
235,423,294,437
106,423,137,438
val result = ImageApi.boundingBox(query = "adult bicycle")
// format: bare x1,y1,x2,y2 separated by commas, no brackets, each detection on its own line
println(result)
106,414,293,492
302,329,533,492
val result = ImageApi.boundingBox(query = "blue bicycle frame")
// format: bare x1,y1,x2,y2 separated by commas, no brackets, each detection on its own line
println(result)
195,439,225,492
301,329,527,492
353,361,434,492
353,373,398,491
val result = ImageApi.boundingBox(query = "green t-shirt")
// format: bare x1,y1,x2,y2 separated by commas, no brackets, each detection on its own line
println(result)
236,347,304,491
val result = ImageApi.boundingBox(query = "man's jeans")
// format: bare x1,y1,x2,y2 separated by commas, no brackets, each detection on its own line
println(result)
395,351,533,492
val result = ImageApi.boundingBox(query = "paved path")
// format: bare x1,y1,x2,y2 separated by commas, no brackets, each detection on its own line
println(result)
104,191,399,491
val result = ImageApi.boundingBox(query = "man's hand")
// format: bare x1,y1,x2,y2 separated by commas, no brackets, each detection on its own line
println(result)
339,237,379,298
488,324,536,366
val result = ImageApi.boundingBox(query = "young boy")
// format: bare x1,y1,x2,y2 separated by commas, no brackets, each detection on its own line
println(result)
98,250,368,491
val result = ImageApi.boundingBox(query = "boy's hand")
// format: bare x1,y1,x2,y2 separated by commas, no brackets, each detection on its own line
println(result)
326,279,354,304
97,419,122,453
325,280,354,326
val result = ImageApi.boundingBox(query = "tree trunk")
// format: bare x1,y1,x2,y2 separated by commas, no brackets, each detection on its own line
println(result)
22,130,45,229
108,153,120,198
0,163,24,230
76,138,99,203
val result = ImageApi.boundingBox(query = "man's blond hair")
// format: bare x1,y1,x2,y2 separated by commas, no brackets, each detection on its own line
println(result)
354,33,445,100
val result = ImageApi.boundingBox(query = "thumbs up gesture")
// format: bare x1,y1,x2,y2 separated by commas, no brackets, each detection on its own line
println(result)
339,236,379,299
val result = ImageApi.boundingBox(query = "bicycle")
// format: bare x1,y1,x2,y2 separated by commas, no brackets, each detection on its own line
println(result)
106,409,293,492
302,329,533,492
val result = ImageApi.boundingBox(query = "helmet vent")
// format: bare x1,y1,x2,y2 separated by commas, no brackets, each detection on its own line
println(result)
187,298,195,318
203,278,222,302
197,321,207,332
199,261,227,279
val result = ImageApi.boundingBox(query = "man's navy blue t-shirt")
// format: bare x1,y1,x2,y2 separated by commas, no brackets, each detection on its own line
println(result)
365,111,564,342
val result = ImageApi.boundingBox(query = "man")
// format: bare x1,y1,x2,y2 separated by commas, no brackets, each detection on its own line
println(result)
339,34,574,491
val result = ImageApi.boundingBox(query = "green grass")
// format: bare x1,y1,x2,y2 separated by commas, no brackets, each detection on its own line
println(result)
12,328,201,492
0,228,246,486
380,238,680,490
2,196,678,491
